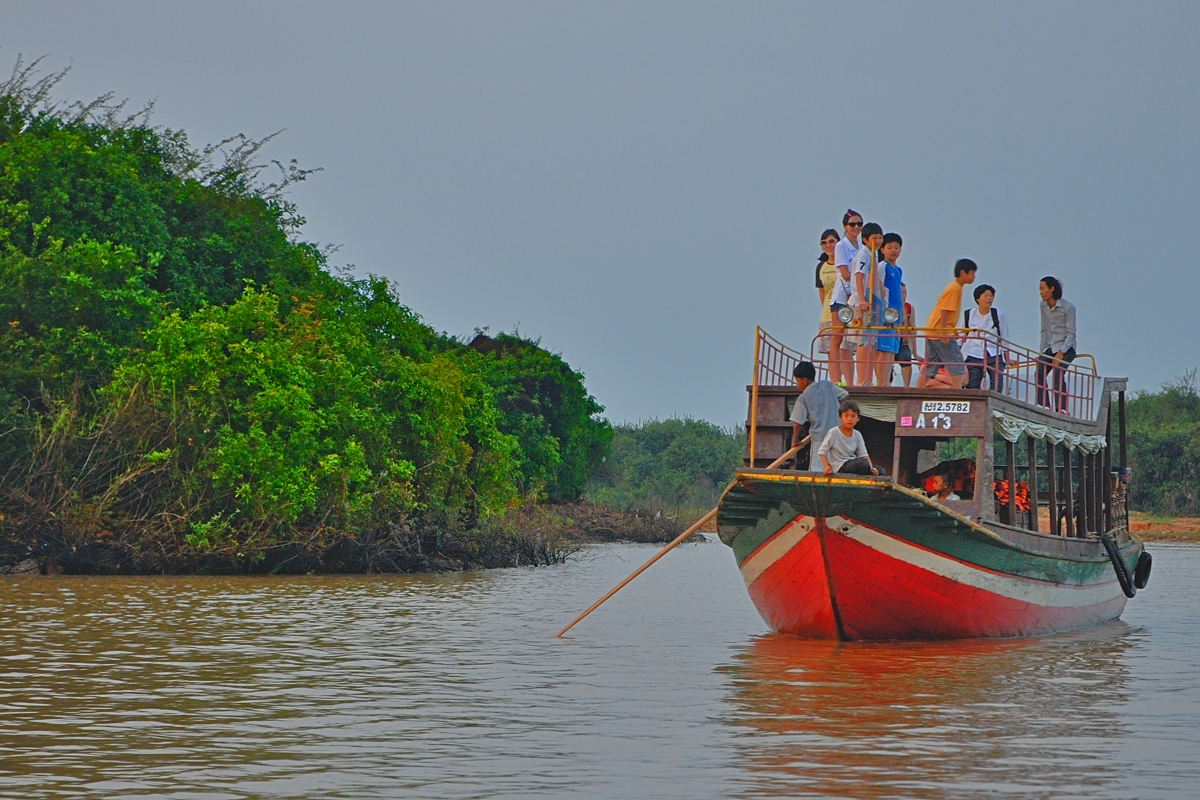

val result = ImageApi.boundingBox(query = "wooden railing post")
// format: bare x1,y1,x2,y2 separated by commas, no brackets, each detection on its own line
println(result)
1070,450,1080,537
1026,434,1039,531
1046,440,1058,535
749,327,761,466
1006,440,1017,525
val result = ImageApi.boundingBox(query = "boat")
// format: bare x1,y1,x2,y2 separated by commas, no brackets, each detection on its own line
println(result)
716,326,1152,640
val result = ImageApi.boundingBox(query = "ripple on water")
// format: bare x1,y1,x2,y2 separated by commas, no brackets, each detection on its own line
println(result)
1,539,1199,798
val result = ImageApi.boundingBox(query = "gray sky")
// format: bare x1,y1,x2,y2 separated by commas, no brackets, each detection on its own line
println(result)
3,2,1197,425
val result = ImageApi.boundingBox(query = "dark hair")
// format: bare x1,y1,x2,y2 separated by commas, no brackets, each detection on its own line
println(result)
861,222,883,239
881,232,902,248
1041,276,1063,300
817,229,839,264
954,258,978,277
973,284,996,302
842,208,862,226
793,361,817,381
838,399,860,416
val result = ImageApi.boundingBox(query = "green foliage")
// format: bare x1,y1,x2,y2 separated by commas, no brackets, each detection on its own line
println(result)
1127,371,1200,516
0,63,608,572
466,333,611,501
587,418,744,514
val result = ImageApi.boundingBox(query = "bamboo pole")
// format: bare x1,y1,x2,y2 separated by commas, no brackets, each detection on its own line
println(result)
556,441,807,638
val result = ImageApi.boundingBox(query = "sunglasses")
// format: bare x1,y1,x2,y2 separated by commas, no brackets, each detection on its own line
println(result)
821,238,837,245
847,221,863,228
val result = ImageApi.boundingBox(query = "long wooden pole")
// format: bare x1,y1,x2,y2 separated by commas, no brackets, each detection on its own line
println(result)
556,441,807,638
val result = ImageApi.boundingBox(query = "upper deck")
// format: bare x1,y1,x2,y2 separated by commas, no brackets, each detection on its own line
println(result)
744,327,1130,538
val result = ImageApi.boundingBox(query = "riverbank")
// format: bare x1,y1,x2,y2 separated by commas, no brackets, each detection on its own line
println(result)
1129,511,1200,542
0,501,691,576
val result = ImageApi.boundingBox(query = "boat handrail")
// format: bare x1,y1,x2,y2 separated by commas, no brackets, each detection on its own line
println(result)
752,325,1099,410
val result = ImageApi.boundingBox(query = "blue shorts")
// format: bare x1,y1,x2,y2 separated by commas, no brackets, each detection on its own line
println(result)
872,301,900,353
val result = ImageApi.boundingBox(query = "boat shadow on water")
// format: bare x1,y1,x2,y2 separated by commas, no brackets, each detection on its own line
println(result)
718,622,1137,798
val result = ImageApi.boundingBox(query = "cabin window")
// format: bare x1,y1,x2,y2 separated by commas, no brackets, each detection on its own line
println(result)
896,436,980,500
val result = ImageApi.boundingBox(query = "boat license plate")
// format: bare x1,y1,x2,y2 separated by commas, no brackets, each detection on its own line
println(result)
921,401,971,414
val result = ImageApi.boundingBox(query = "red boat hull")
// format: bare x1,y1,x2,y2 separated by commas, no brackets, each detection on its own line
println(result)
738,515,1127,640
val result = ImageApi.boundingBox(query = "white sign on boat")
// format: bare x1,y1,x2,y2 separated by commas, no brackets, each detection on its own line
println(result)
921,401,971,414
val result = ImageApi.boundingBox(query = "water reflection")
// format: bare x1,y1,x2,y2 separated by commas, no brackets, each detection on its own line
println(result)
721,625,1134,797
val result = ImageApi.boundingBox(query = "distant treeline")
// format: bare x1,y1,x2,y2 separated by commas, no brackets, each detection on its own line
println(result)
1127,372,1200,517
0,62,609,574
586,418,744,519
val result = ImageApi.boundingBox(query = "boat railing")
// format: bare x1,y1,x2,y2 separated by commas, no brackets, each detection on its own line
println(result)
749,325,1099,439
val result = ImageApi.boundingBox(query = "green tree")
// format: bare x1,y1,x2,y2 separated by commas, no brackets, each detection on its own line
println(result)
587,418,744,514
0,61,611,572
466,333,611,501
1127,371,1200,516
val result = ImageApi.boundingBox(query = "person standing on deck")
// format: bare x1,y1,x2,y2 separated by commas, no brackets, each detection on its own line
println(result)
851,222,886,385
1036,276,1077,412
815,230,840,358
917,259,976,389
790,361,849,470
830,210,862,386
962,284,1010,392
875,233,904,385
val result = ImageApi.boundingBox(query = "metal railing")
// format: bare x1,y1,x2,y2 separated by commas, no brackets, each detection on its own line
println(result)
747,326,1100,462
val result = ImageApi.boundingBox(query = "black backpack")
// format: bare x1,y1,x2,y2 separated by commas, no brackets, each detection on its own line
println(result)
965,307,1001,333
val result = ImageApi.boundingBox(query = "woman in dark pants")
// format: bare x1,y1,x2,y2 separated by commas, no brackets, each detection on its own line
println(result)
1035,276,1076,412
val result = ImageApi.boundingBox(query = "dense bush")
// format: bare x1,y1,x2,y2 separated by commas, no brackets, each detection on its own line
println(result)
586,418,743,516
1127,371,1200,516
0,61,608,572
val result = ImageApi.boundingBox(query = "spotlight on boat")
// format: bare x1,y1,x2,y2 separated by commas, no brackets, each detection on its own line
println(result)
837,306,855,324
883,307,901,324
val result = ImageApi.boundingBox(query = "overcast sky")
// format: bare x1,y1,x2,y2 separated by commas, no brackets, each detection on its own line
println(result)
3,2,1197,425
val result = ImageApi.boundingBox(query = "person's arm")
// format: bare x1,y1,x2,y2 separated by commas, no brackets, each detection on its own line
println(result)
1039,304,1050,354
855,269,868,311
936,306,955,340
818,428,835,474
1063,301,1077,353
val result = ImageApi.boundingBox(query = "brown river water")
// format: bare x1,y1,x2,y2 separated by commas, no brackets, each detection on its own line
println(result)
2,539,1199,799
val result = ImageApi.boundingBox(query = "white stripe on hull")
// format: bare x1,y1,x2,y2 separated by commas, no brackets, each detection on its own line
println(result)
826,515,1124,609
739,516,814,588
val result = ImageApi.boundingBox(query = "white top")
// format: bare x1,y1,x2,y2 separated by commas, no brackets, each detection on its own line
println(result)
961,307,1009,359
849,244,887,308
831,238,857,306
818,426,868,473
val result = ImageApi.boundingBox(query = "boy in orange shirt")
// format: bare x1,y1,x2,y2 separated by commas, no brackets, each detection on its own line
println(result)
917,259,977,389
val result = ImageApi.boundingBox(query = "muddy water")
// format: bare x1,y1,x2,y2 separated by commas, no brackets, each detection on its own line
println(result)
2,540,1198,799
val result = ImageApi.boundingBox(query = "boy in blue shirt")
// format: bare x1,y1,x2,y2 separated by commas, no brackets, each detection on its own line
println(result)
874,233,904,385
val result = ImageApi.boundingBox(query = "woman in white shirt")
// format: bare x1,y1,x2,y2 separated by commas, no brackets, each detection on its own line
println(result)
828,210,862,385
961,284,1009,392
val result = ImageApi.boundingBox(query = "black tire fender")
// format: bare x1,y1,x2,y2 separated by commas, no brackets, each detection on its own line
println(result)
1099,534,1136,599
1134,550,1152,590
